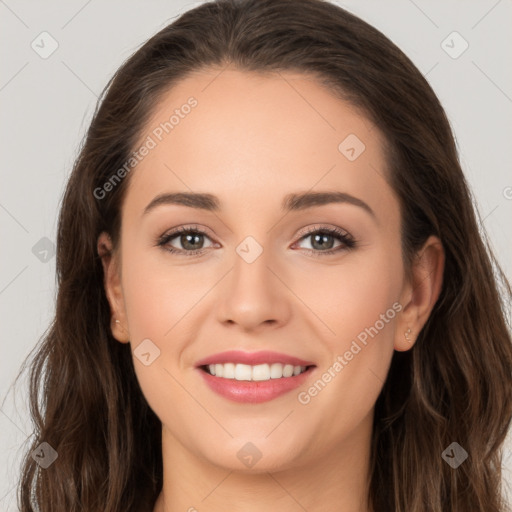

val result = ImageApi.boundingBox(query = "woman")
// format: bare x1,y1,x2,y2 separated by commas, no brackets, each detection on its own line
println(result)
15,0,512,510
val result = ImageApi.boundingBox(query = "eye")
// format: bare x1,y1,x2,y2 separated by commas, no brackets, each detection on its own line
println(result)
156,225,215,255
292,225,356,256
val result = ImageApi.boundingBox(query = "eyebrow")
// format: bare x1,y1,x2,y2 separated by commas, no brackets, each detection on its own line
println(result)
143,190,376,219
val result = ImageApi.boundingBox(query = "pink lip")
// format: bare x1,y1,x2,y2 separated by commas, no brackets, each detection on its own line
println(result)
197,365,316,403
195,350,315,367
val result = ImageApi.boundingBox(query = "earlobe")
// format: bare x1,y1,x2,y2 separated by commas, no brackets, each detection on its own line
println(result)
97,231,130,343
395,235,445,352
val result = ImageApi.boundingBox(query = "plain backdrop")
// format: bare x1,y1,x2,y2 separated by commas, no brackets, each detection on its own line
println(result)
1,0,511,510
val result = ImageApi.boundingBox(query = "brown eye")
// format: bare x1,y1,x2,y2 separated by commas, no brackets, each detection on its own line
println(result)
157,227,215,255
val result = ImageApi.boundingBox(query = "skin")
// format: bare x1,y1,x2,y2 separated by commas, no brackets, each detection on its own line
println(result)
97,67,444,512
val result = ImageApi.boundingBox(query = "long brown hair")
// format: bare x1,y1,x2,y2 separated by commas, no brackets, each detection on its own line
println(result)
12,0,512,510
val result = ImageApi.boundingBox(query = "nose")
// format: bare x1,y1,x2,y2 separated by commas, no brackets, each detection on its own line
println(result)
216,246,292,332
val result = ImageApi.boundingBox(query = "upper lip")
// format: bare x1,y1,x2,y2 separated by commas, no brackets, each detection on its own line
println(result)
195,350,316,368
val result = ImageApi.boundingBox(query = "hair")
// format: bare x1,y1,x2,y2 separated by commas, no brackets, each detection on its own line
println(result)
9,0,512,510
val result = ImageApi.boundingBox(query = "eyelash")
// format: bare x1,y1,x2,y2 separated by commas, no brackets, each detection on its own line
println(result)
156,224,357,257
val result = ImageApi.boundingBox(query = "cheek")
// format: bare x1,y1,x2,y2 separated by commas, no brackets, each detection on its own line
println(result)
121,246,204,339
313,246,402,391
307,249,402,341
297,257,401,435
120,249,200,420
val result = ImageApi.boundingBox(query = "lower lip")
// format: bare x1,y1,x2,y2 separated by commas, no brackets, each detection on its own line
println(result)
197,366,315,403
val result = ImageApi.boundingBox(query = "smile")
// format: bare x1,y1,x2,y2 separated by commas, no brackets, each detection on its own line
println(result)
202,362,311,381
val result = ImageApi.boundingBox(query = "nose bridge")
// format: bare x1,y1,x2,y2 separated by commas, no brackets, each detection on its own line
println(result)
233,235,273,292
217,233,291,330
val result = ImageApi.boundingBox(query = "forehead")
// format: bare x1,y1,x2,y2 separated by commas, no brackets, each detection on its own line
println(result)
123,67,396,223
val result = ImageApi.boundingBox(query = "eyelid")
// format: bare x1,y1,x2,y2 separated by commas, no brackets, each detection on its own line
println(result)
295,223,351,240
161,224,215,240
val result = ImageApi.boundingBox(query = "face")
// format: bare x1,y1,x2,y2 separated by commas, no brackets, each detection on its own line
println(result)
98,67,442,473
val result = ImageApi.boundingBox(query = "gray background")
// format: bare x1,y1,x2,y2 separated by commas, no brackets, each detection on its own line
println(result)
1,0,511,509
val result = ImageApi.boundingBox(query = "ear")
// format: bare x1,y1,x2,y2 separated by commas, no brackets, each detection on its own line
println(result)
97,231,130,343
395,235,445,351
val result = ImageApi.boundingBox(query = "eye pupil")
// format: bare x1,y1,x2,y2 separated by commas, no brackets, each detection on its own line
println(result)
182,233,203,250
311,233,335,250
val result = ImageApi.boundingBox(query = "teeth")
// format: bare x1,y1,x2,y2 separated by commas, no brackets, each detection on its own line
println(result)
206,363,307,381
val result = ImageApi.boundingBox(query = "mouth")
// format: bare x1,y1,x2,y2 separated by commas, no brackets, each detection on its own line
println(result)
199,362,316,381
196,363,317,404
194,350,317,402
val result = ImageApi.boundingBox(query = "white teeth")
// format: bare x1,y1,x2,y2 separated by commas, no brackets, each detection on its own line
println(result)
283,364,294,377
234,364,252,381
205,363,308,381
252,364,270,381
270,363,283,379
223,363,236,378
